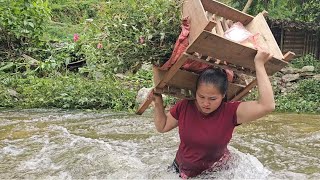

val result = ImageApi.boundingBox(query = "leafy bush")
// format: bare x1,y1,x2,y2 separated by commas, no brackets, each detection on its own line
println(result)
290,54,320,73
46,0,181,74
276,94,319,113
294,79,320,103
0,73,137,111
242,79,320,113
0,0,51,51
230,0,319,24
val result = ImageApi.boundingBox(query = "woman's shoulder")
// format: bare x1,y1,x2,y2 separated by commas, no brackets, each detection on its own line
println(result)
170,99,194,120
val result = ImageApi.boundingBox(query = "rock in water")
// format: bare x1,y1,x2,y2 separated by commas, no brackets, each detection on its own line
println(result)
136,87,153,105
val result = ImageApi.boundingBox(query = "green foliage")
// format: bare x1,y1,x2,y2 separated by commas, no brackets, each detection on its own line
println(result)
124,68,153,89
46,0,181,74
244,79,320,113
0,0,51,50
230,0,320,23
276,94,319,113
295,79,320,103
290,54,320,73
0,84,15,108
0,73,136,111
0,0,318,113
292,0,320,23
50,0,103,24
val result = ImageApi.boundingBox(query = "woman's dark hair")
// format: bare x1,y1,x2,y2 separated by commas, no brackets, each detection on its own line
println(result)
196,68,228,97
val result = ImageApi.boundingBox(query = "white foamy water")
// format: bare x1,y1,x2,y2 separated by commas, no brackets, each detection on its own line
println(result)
0,110,319,179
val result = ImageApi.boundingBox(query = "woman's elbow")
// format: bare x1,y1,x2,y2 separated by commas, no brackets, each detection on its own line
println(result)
156,128,167,133
264,103,276,113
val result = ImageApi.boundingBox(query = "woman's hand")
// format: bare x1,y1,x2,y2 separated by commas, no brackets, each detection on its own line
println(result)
254,49,273,66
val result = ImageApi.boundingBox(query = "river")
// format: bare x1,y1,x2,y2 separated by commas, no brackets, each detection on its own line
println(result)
0,109,319,179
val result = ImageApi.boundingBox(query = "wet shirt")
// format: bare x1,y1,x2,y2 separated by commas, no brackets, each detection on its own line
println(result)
170,99,241,177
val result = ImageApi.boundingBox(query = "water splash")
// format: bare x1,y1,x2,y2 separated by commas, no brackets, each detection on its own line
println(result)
0,110,319,179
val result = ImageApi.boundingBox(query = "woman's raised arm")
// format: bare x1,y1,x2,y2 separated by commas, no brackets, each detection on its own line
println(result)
236,49,276,124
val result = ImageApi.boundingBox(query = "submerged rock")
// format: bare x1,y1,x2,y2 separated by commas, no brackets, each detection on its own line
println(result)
136,87,153,105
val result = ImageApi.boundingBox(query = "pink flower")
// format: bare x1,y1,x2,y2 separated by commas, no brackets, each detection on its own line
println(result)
73,33,79,42
97,42,103,49
139,36,145,44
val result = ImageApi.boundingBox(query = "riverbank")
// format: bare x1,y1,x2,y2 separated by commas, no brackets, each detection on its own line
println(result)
0,0,319,114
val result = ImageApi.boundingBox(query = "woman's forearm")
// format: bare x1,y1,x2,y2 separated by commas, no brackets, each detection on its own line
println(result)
153,94,168,133
255,62,275,112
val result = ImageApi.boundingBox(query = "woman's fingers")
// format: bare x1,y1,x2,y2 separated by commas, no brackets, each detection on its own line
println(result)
255,49,273,64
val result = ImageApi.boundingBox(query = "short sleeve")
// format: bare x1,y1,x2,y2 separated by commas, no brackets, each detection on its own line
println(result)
169,99,188,120
225,101,241,126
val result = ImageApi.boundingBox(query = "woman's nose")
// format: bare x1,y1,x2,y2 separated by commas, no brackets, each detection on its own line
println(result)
203,99,210,107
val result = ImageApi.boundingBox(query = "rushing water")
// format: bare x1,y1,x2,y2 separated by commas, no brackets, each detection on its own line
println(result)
0,109,319,179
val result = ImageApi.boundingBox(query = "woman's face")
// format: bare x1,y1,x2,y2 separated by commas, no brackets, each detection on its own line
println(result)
195,83,225,115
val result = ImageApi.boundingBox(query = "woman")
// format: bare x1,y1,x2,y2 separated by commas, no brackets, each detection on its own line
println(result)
152,49,275,178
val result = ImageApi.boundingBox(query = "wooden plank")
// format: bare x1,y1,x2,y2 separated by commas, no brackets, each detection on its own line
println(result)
154,66,245,100
136,90,154,115
186,31,288,75
153,67,198,92
201,0,254,25
205,20,217,31
227,83,245,100
283,51,295,62
283,41,305,45
221,17,230,31
280,24,284,51
245,12,284,61
211,27,217,34
156,53,189,88
137,53,189,115
285,32,305,35
231,79,257,101
215,18,224,36
182,0,208,44
184,53,256,76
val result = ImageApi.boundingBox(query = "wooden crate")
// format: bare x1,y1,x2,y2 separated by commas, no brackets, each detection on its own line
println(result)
136,0,295,115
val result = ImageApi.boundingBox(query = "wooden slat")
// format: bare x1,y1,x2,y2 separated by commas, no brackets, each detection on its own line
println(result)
156,53,189,88
245,12,284,61
201,0,254,25
154,67,245,100
283,51,295,62
227,83,244,100
215,18,224,36
136,90,154,115
186,31,288,75
136,53,189,115
205,20,217,31
231,79,257,101
184,53,256,76
182,0,208,44
153,67,198,92
221,17,230,31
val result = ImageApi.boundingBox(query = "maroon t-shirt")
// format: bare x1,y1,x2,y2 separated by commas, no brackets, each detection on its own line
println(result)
170,99,241,177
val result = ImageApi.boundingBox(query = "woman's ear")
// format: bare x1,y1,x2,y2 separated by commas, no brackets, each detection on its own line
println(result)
222,94,227,102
